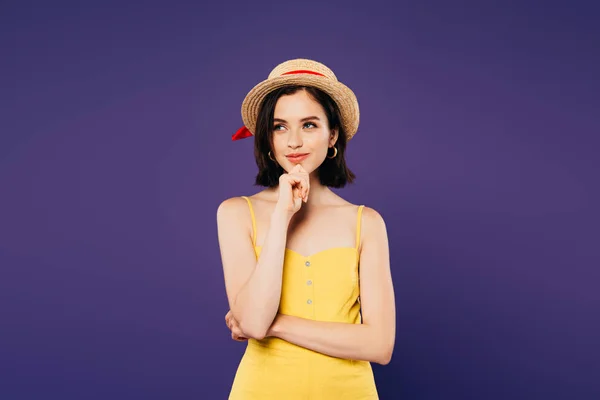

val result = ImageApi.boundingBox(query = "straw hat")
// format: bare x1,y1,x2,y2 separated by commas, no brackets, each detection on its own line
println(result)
232,58,360,141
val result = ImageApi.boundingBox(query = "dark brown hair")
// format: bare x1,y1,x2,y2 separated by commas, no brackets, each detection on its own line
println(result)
253,85,356,188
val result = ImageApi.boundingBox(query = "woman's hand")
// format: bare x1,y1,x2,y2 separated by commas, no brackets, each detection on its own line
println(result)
225,310,248,342
275,164,310,215
265,314,282,338
225,310,282,341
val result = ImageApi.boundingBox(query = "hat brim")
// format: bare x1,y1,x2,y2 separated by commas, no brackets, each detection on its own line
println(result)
241,74,360,140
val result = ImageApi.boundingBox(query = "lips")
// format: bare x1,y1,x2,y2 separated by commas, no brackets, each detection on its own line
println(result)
286,153,309,163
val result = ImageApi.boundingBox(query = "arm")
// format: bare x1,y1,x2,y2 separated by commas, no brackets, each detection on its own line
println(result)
217,197,292,340
266,207,396,365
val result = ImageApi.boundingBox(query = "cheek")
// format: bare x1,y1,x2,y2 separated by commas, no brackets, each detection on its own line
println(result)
271,136,286,153
305,134,329,150
312,139,331,157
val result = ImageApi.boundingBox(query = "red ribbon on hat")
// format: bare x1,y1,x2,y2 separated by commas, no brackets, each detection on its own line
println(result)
232,126,253,141
281,70,326,77
232,69,326,141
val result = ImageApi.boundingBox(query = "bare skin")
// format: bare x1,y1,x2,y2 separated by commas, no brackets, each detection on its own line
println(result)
218,89,396,364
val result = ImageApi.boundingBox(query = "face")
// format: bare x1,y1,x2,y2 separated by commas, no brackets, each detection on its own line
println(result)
270,89,338,174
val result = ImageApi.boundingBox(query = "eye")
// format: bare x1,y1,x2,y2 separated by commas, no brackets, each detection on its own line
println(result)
272,122,316,131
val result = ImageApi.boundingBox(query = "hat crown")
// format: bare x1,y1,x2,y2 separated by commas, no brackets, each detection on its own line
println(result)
267,58,338,81
236,57,359,141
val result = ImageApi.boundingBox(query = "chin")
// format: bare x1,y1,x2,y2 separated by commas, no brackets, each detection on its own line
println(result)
284,162,314,173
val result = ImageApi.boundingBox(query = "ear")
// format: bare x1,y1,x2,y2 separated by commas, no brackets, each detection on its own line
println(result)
329,128,339,147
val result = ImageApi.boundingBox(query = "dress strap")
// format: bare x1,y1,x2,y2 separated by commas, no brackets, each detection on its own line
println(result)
241,196,257,247
356,205,365,250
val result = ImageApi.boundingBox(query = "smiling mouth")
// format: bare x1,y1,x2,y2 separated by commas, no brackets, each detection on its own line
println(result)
286,153,309,162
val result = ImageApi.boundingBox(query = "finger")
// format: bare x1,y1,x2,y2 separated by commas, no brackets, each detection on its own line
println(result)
290,171,308,188
227,317,236,330
287,174,306,187
282,175,303,187
294,180,305,196
292,187,301,202
233,327,245,339
298,177,308,200
297,181,307,200
289,179,306,200
284,174,308,201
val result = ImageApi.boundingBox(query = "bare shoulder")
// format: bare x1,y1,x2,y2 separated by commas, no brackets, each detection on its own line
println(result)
361,206,389,242
216,196,250,221
361,206,386,224
217,189,276,227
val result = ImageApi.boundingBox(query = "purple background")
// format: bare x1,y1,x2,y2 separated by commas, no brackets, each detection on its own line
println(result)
2,1,599,399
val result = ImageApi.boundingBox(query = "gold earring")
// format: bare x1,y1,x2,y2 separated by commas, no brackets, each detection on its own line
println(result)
268,151,276,162
326,146,338,159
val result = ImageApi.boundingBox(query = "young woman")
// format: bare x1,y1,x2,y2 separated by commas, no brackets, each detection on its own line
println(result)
217,58,396,399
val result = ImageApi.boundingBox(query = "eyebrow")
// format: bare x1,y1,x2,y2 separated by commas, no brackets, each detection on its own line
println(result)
273,116,321,123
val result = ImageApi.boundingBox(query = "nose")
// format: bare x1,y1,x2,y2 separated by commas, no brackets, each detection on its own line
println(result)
287,128,303,149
